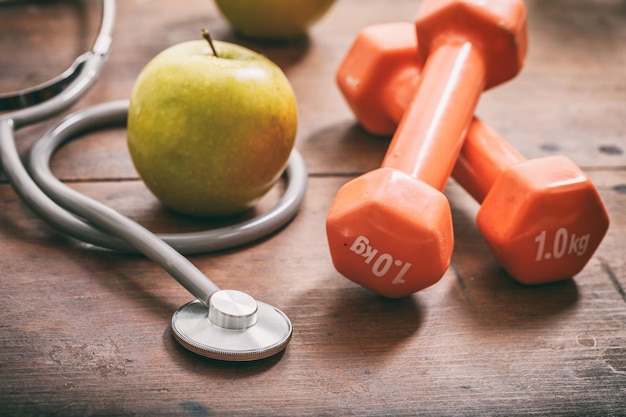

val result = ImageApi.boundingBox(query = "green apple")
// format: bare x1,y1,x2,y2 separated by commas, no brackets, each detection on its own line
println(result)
214,0,336,41
127,37,298,217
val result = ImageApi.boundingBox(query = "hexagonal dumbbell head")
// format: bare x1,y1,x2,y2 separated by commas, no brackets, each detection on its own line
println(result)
328,0,529,297
326,168,453,298
477,155,610,284
337,23,609,285
336,23,420,136
416,0,528,89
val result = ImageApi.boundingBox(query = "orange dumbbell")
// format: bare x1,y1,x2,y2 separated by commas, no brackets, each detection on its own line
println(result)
336,22,610,284
326,0,528,297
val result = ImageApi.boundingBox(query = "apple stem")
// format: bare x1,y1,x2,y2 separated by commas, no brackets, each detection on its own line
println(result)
201,29,219,58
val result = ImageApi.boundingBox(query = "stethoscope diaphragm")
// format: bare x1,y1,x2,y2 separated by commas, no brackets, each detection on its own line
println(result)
0,0,305,362
172,290,292,361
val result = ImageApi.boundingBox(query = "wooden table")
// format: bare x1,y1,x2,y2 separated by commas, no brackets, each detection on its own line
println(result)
1,1,625,415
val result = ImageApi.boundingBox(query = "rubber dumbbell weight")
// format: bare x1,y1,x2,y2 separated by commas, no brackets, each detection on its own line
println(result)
336,22,610,284
326,0,528,297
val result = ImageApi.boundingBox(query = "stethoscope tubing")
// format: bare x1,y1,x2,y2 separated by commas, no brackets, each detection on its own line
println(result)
29,100,308,255
0,0,302,360
0,0,308,305
1,98,307,304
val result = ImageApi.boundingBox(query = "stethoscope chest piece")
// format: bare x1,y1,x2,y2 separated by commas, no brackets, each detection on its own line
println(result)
2,0,305,365
171,290,292,361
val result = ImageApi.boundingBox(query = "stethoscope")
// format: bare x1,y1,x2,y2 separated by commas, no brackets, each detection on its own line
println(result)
0,0,308,361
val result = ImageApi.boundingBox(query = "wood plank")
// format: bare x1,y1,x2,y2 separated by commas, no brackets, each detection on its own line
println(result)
1,176,625,415
0,0,624,415
5,0,624,179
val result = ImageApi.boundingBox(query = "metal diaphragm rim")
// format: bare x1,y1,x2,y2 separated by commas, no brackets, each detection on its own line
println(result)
171,298,292,361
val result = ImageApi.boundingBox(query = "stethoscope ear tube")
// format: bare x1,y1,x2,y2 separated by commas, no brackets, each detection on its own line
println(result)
1,99,305,360
0,0,303,362
1,0,114,126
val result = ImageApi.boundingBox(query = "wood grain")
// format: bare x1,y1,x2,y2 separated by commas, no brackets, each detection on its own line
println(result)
1,0,625,416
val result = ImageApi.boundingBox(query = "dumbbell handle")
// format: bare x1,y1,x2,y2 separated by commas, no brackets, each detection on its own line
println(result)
347,22,526,198
337,22,610,286
382,38,488,190
452,118,525,202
